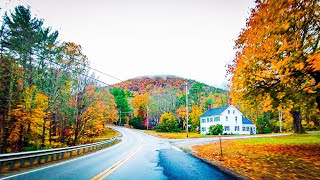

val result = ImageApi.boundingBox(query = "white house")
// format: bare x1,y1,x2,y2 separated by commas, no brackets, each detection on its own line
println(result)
200,105,256,135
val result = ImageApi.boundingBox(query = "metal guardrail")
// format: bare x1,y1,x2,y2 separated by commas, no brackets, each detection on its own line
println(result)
0,137,117,172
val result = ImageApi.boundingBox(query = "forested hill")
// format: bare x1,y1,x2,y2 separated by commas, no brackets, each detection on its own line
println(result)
112,75,226,94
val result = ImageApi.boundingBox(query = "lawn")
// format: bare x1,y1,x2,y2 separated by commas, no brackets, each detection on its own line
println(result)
143,130,210,139
192,132,320,179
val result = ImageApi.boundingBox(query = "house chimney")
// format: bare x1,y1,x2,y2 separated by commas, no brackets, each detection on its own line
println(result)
228,98,232,105
208,104,212,110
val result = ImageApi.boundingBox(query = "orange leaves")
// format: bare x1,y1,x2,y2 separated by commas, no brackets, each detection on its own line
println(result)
176,106,187,119
193,136,320,179
307,53,320,72
130,93,150,117
81,84,118,137
228,0,320,125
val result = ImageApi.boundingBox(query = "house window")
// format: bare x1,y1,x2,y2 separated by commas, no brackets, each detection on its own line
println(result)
214,117,220,122
235,126,239,131
235,116,238,124
226,116,228,121
210,118,213,122
201,119,206,123
246,127,250,131
228,110,230,114
242,127,246,131
207,118,210,123
224,126,230,131
201,127,206,132
233,110,235,114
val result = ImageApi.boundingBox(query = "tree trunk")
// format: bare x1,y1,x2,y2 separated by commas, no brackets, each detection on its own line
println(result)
316,95,320,111
290,110,304,134
61,117,65,144
41,116,46,147
74,117,79,145
18,124,24,152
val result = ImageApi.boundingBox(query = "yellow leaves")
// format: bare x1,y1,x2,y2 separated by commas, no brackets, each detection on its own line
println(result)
176,105,186,119
130,93,150,117
189,105,203,130
81,85,119,136
159,112,175,124
262,96,272,112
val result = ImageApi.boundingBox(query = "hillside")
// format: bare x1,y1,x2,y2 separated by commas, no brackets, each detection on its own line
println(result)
111,75,226,94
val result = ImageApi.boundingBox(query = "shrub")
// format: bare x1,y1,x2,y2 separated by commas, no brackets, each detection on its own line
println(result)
129,117,143,129
156,112,180,132
209,124,223,135
263,126,271,134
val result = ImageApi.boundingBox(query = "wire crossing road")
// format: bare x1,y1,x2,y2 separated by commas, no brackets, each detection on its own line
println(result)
1,127,231,180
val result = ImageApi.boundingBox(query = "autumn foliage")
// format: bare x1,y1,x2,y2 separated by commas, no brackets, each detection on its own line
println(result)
228,0,320,133
0,6,119,152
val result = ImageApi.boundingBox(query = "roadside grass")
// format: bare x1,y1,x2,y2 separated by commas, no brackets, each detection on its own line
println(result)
143,130,209,139
143,130,290,139
192,132,320,179
80,127,120,144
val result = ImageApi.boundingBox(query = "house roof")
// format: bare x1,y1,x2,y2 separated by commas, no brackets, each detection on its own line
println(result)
242,117,254,125
200,106,229,118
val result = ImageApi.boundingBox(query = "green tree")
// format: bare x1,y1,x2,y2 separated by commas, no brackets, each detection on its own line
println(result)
109,88,131,124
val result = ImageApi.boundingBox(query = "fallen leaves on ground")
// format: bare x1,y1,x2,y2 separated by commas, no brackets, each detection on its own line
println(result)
193,133,320,179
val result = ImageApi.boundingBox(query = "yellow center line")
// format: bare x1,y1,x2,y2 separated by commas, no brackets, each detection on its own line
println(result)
91,145,143,180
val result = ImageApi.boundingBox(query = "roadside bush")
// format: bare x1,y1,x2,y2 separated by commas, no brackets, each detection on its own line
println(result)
209,124,223,135
129,117,143,129
263,126,271,134
156,112,180,132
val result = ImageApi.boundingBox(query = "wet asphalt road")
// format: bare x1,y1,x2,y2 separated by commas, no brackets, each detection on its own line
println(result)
1,127,232,180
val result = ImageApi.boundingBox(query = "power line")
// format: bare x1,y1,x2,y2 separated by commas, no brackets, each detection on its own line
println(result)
0,21,123,83
1,40,113,87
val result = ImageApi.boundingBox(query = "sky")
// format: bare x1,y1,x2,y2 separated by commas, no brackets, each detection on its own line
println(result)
0,0,255,88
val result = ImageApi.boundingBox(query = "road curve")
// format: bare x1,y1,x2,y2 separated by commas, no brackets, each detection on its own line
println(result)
1,127,232,180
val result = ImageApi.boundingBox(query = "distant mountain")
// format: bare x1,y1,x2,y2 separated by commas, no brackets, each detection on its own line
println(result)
111,75,227,94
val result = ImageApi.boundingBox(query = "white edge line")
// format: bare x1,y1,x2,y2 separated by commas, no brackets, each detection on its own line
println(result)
171,146,182,152
1,135,127,180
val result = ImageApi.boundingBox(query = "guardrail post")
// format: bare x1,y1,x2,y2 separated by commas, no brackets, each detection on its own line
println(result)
51,154,54,161
83,148,86,154
0,162,2,173
20,159,25,167
30,158,34,166
37,156,41,164
88,147,90,152
69,151,72,157
56,153,60,160
45,155,49,163
61,152,65,159
10,161,14,171
77,149,80,155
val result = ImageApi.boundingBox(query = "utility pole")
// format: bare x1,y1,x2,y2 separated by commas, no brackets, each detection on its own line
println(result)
279,111,282,132
119,110,121,126
186,82,189,138
146,106,149,131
